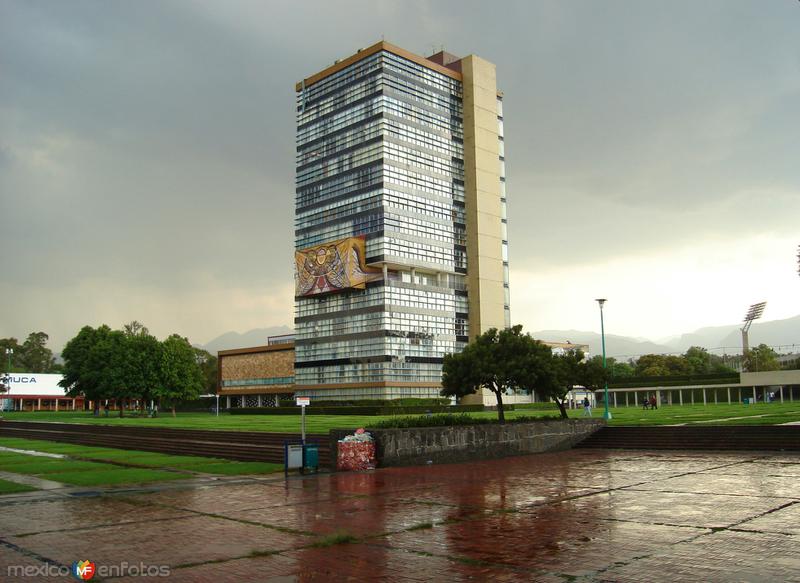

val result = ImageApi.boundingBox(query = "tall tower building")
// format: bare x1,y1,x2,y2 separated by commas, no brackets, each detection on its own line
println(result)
294,42,509,400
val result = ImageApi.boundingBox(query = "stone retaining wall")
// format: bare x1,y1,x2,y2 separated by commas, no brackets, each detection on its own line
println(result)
331,419,605,469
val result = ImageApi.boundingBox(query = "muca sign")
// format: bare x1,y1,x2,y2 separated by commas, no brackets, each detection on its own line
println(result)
3,373,67,397
7,376,38,383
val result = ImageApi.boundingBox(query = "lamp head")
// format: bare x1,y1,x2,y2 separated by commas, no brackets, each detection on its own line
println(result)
595,298,607,308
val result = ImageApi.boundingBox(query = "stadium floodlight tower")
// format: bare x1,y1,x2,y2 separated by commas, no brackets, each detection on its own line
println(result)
741,301,766,371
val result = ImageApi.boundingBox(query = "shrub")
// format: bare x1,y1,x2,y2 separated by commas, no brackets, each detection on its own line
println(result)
230,404,488,416
512,402,558,411
368,413,561,429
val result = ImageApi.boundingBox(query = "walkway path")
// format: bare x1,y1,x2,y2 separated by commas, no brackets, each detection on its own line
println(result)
1,450,798,581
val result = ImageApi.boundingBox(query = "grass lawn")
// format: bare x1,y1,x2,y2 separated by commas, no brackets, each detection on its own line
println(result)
0,437,283,489
3,409,565,432
599,402,800,426
3,402,800,433
0,477,36,494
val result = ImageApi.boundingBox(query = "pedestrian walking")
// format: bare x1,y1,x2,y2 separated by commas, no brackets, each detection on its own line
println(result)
582,397,592,417
650,394,658,410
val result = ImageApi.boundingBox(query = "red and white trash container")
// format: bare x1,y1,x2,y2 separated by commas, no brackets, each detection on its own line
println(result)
336,428,376,471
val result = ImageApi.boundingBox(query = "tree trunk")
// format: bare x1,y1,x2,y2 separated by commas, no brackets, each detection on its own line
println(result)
119,399,124,418
556,398,568,419
495,389,506,423
171,403,176,418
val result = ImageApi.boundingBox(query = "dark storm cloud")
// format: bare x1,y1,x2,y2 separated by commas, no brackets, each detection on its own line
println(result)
1,0,798,347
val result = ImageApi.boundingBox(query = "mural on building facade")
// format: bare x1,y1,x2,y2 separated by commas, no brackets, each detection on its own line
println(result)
295,236,382,297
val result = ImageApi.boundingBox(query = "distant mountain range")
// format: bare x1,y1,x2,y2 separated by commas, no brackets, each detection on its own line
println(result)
200,325,293,355
532,314,800,359
200,315,800,361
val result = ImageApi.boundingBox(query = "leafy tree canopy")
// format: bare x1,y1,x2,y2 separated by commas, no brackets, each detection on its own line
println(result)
60,323,206,416
442,325,557,422
746,344,781,373
1,333,59,373
157,334,205,416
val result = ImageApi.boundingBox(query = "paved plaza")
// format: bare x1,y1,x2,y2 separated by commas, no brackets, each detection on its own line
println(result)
1,449,799,582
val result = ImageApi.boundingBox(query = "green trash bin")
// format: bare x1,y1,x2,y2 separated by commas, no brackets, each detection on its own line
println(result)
303,443,319,471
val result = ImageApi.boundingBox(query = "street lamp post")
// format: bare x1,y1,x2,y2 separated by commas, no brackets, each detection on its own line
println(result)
4,348,12,413
595,299,612,420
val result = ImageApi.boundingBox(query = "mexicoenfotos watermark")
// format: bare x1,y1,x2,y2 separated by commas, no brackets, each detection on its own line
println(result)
6,560,170,579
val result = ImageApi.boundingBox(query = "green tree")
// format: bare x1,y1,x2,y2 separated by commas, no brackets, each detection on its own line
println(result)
193,348,218,394
126,332,163,412
684,346,712,374
19,332,57,373
60,325,114,415
157,334,205,417
0,338,22,373
441,325,555,423
634,354,669,376
86,330,140,418
683,346,734,375
590,356,634,378
551,349,585,419
123,320,150,337
582,355,610,395
745,344,780,372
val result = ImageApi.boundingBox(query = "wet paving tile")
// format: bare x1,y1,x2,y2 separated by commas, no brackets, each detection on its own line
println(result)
701,459,800,477
736,501,800,535
126,543,533,583
576,489,794,529
1,449,798,581
227,497,488,536
0,543,55,574
625,472,800,498
599,529,800,583
0,496,193,536
6,514,311,569
378,498,707,577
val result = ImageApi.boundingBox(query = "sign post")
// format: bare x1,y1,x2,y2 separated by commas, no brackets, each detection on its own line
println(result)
296,396,310,443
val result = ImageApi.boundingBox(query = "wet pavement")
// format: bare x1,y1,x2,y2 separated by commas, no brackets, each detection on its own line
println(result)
1,449,799,581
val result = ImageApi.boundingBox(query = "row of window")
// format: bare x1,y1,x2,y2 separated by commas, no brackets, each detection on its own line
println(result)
295,212,384,249
295,285,461,318
384,164,459,200
383,117,463,158
297,73,381,127
296,163,381,210
296,311,464,340
297,118,383,167
298,52,383,106
296,340,459,363
295,190,383,232
222,376,294,387
384,141,463,181
298,96,382,146
297,50,461,112
382,72,462,117
382,52,462,98
297,386,443,400
296,142,382,188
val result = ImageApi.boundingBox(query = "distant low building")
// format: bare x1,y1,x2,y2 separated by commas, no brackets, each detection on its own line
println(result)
216,338,591,407
1,373,84,412
217,338,295,408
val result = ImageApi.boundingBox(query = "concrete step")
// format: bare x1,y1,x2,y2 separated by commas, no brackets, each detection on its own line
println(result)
0,421,331,465
576,426,800,451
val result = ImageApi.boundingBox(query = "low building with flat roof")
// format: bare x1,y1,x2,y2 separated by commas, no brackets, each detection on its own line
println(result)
217,339,295,408
1,373,85,412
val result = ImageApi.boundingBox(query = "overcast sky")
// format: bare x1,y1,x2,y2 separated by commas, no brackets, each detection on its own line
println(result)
1,0,798,351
